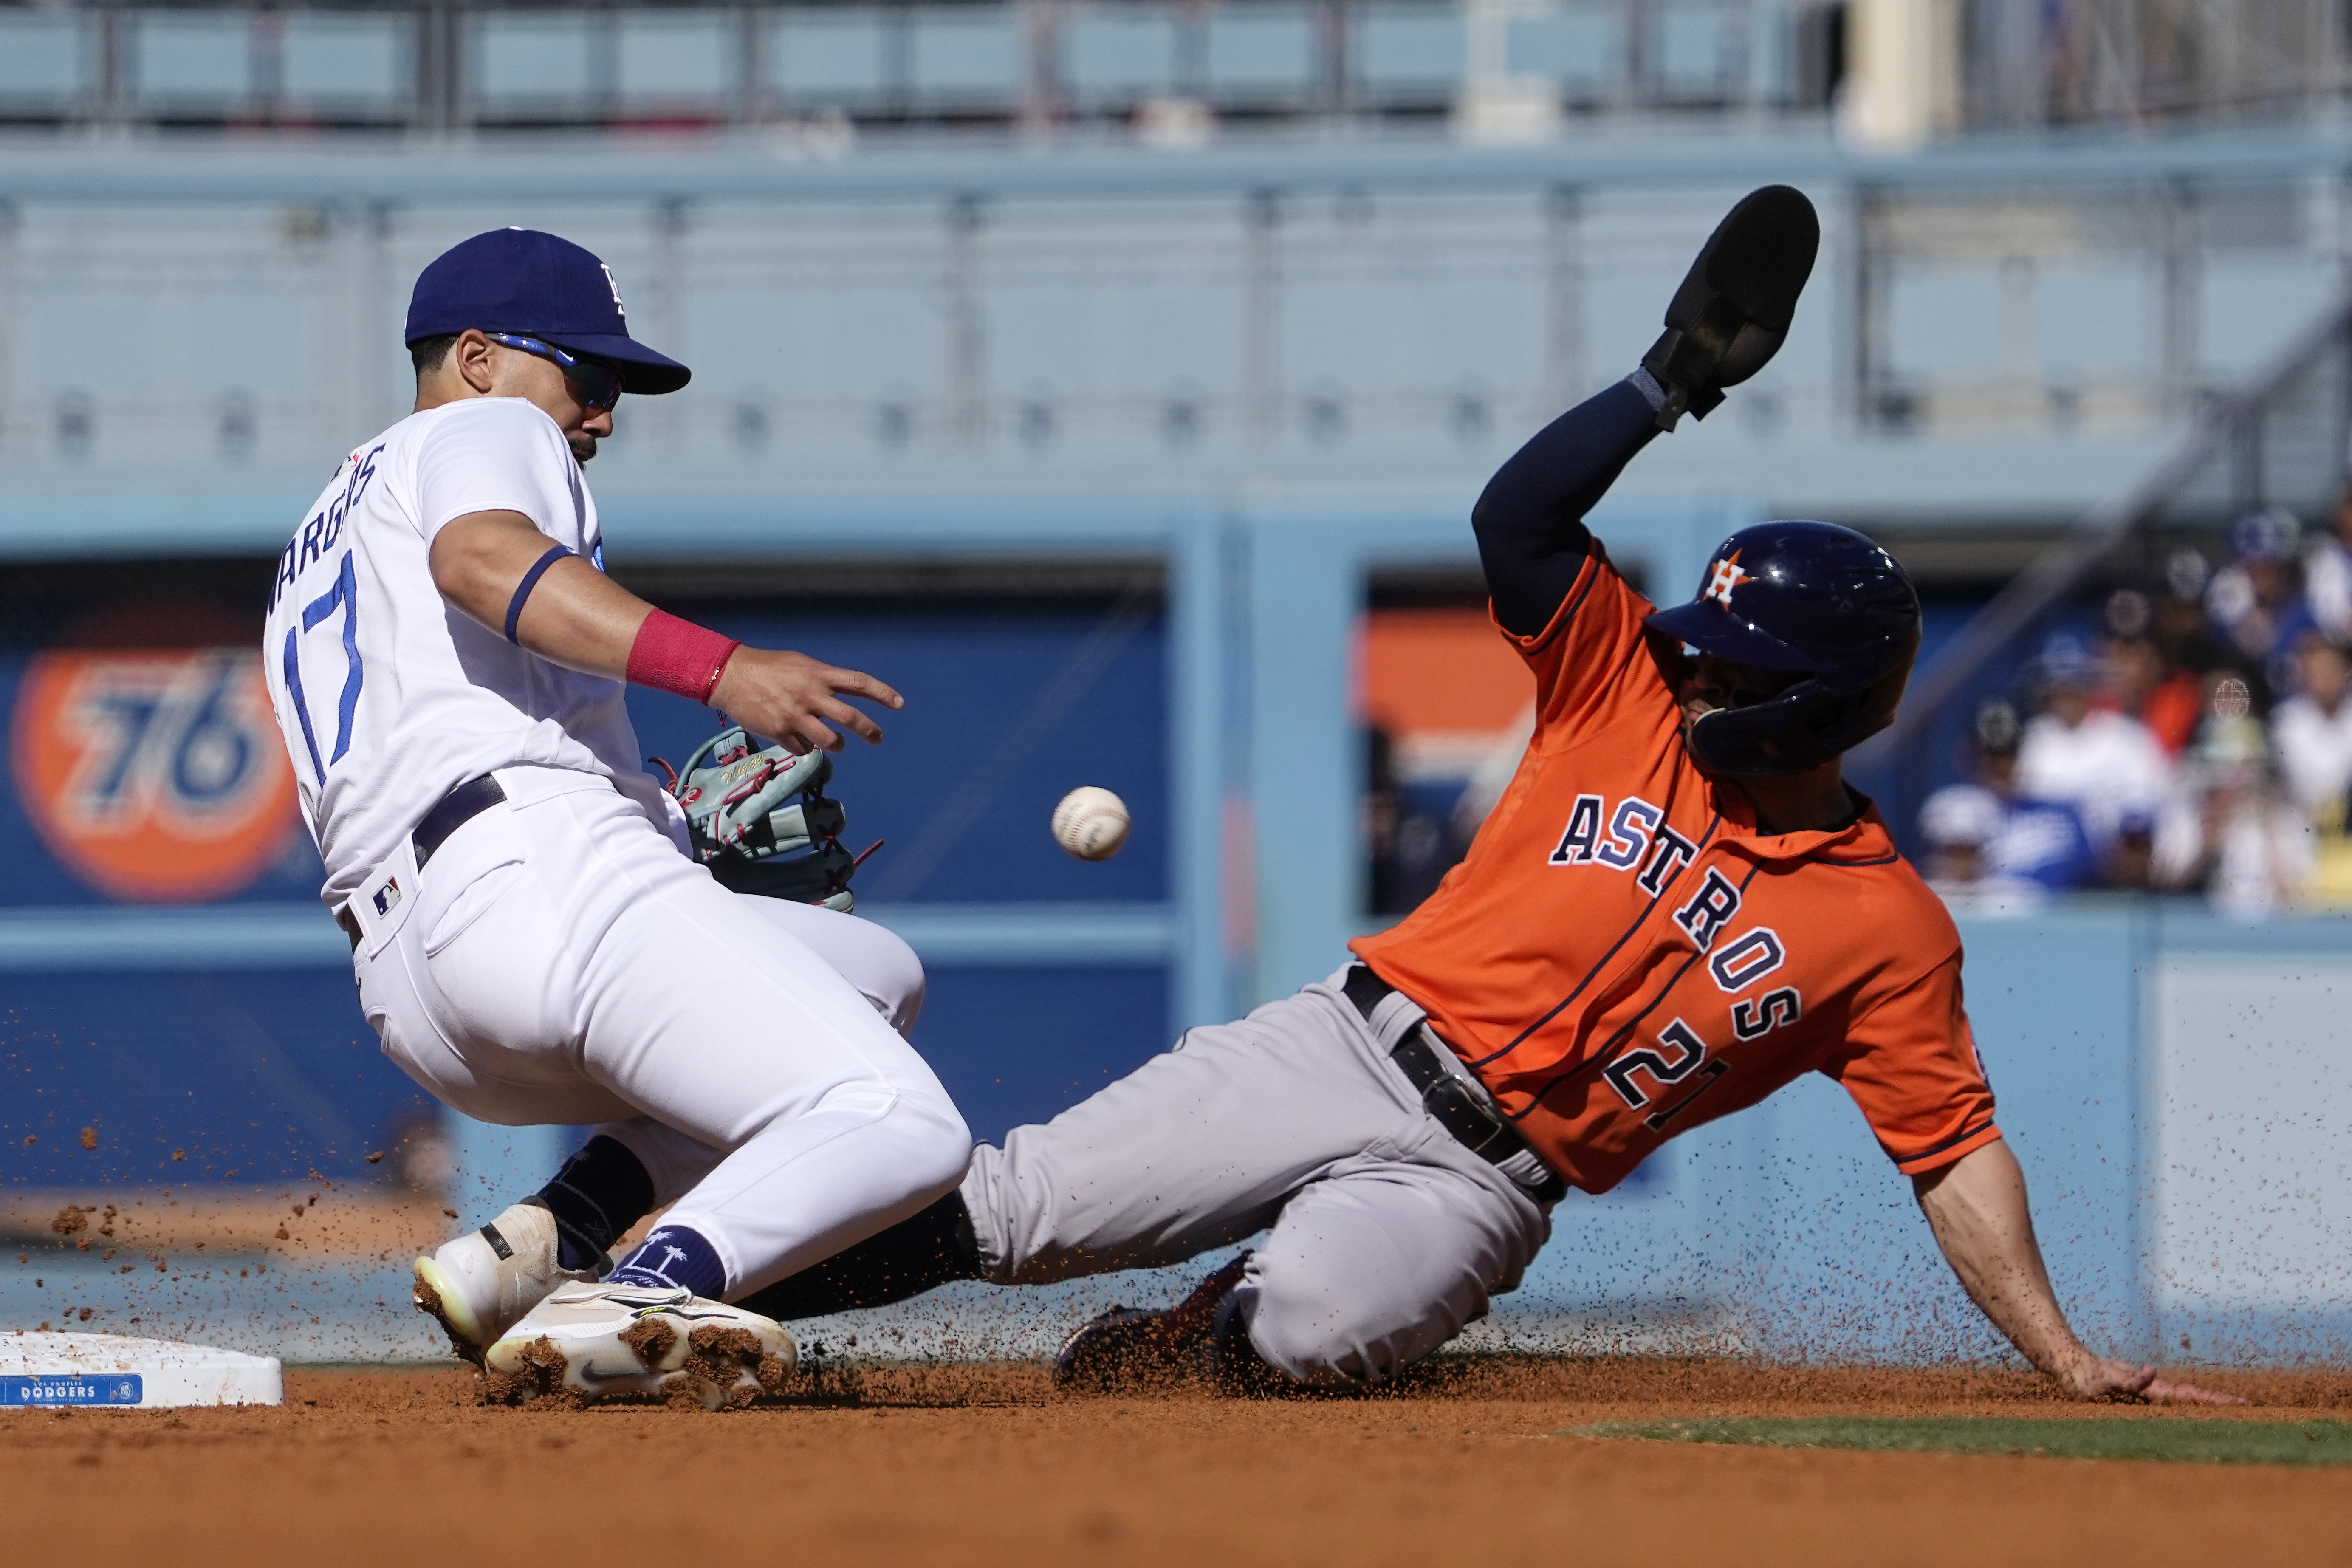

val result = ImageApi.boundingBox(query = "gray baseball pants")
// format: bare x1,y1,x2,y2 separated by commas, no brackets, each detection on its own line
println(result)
960,965,1558,1385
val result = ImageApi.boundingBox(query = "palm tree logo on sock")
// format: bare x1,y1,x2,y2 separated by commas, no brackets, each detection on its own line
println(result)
641,1230,691,1286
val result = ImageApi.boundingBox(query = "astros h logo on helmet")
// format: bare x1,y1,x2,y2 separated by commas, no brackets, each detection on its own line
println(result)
1705,550,1748,609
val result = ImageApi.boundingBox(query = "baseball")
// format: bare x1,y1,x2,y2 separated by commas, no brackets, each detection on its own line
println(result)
1052,786,1130,861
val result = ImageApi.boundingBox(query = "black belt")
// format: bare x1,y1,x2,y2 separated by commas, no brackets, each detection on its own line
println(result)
413,774,507,870
338,775,508,950
1343,965,1566,1204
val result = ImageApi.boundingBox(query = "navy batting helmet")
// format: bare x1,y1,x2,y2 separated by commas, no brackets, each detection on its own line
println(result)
1643,521,1920,777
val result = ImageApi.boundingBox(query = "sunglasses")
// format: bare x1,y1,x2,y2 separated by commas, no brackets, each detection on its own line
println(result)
485,332,624,411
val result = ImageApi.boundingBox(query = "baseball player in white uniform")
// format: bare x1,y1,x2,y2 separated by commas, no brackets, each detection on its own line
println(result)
262,228,971,1407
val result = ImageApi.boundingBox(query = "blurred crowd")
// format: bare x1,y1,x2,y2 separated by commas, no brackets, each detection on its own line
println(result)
1923,489,2352,915
1367,488,2352,921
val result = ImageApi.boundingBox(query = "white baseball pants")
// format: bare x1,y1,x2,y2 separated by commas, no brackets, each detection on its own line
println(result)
352,764,971,1299
960,967,1556,1385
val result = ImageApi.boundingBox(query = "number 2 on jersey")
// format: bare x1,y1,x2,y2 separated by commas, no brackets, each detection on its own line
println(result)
284,551,363,783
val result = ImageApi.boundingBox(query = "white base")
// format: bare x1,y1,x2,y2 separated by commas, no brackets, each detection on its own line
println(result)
0,1331,282,1408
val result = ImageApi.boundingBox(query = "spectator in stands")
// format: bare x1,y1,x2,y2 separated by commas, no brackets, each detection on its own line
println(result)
2103,589,2203,756
2269,630,2352,822
2015,633,2172,867
2301,483,2352,645
2154,549,2232,688
1920,787,1993,885
2206,507,2315,697
1920,788,2027,909
2264,630,2352,905
1919,698,2095,907
2154,707,2313,917
2107,808,2160,891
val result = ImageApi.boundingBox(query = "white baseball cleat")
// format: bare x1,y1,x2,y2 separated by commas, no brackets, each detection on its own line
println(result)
480,1280,796,1410
412,1200,602,1363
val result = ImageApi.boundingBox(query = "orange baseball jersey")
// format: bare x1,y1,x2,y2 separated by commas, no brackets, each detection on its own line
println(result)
1351,546,1998,1195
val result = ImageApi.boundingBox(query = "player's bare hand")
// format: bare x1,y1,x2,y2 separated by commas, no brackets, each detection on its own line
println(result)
709,647,903,754
2055,1355,2246,1406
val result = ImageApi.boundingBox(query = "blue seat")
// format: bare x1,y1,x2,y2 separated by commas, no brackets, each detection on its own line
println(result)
1356,5,1465,105
280,12,413,114
1063,5,1181,112
1650,3,1731,96
470,9,598,114
910,6,1022,111
618,9,736,113
1206,5,1318,107
771,8,893,110
133,11,256,110
0,9,94,107
1507,6,1621,97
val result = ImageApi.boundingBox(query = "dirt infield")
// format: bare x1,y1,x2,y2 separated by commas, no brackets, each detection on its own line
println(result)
3,1359,2348,1566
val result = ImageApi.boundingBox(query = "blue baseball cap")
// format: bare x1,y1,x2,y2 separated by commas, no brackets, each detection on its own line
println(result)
404,228,690,396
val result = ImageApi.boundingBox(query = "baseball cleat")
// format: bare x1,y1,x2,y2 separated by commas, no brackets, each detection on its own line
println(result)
1052,1305,1169,1391
479,1280,796,1410
1051,1254,1250,1394
412,1200,604,1365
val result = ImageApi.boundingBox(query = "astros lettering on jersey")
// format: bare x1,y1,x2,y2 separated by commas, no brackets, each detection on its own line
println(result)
1352,544,1997,1195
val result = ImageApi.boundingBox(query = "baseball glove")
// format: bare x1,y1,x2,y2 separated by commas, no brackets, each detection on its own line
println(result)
656,726,870,913
1641,185,1818,429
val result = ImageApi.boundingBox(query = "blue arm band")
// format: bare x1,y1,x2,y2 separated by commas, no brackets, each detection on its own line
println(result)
505,544,575,644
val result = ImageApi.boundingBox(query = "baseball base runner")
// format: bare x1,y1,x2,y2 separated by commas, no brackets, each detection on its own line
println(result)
713,187,2241,1404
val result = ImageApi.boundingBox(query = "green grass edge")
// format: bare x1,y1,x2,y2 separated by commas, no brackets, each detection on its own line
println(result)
1566,1415,2352,1466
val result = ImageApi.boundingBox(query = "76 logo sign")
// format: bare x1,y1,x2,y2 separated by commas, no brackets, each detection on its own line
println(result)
11,642,298,902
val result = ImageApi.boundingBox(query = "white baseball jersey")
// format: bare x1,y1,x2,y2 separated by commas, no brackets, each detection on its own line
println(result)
262,395,641,912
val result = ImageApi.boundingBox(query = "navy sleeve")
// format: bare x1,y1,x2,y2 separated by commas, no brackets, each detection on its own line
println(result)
1471,379,1664,638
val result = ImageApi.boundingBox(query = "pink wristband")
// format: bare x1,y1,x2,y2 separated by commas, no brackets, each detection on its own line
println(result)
627,609,740,706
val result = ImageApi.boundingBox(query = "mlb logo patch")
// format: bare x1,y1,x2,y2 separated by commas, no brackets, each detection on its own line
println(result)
372,878,402,917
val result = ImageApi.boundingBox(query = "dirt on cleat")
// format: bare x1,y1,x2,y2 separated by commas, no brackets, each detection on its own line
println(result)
477,1293,792,1410
480,1336,580,1408
618,1315,680,1370
665,1376,724,1412
684,1323,779,1411
412,1273,484,1368
684,1324,761,1376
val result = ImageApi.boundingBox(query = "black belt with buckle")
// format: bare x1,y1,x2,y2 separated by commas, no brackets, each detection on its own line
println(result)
337,774,508,951
413,774,508,870
1342,964,1566,1204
